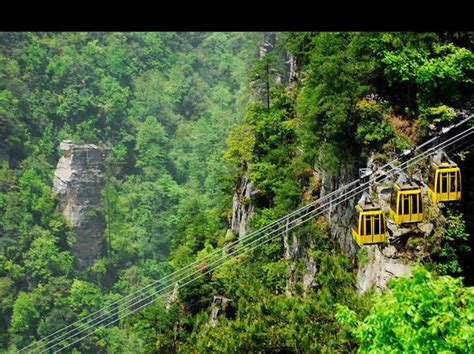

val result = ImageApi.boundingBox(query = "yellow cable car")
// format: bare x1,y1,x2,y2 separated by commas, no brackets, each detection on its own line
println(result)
427,151,461,203
352,193,386,246
389,173,423,225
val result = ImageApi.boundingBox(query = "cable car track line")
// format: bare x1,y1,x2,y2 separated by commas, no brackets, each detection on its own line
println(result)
34,126,474,353
33,126,474,353
22,116,473,353
48,173,390,354
23,119,473,353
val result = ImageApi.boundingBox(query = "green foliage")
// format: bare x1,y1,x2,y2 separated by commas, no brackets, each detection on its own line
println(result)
296,33,380,172
18,168,55,226
0,276,14,345
429,209,470,276
176,224,361,352
337,267,474,353
1,31,473,352
393,134,413,151
0,32,259,351
420,104,458,125
444,209,469,243
135,116,169,178
357,247,369,266
355,98,394,151
68,279,103,319
381,40,473,86
372,32,473,114
9,292,39,348
223,124,255,172
23,229,73,283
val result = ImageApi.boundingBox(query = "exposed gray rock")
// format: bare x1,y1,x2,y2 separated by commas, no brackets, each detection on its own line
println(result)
283,224,301,296
209,296,232,327
229,175,254,240
320,163,359,257
381,244,397,258
53,140,107,269
356,156,438,291
418,221,434,236
357,245,412,293
288,54,297,86
374,184,392,205
386,220,413,240
283,222,301,260
302,254,318,293
166,283,179,311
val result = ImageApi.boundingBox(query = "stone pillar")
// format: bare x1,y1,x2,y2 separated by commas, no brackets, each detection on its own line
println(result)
53,140,107,269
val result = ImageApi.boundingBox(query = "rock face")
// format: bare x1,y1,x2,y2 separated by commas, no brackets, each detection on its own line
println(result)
53,140,107,269
283,224,300,296
288,54,297,87
209,296,234,327
320,164,360,257
357,245,412,292
229,175,254,240
356,161,438,293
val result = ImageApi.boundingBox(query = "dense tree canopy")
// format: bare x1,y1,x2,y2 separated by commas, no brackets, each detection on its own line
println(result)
0,31,473,353
337,267,474,353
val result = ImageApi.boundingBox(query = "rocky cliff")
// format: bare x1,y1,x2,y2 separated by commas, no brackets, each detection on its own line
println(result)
53,140,107,269
228,175,254,240
355,160,438,293
315,157,434,293
320,164,360,258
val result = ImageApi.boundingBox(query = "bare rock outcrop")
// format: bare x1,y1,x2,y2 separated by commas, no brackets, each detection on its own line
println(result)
357,245,412,293
209,296,234,327
283,224,300,296
53,140,107,269
302,252,318,293
356,160,438,293
320,163,359,257
229,175,254,240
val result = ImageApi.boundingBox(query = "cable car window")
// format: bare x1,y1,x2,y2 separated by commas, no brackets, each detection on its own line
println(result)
365,216,372,236
403,195,410,215
390,189,397,211
457,170,461,192
428,166,435,190
353,211,360,233
450,172,456,192
440,173,445,193
436,172,441,193
374,214,380,234
412,193,418,214
360,215,365,236
441,172,448,193
418,193,423,213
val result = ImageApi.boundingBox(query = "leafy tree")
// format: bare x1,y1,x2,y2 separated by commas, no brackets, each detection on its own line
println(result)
9,292,39,349
223,124,255,173
337,267,474,353
135,115,169,178
68,279,103,319
23,229,73,284
429,209,470,276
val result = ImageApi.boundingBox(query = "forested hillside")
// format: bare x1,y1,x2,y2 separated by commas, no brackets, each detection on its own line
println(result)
0,32,260,351
1,32,473,353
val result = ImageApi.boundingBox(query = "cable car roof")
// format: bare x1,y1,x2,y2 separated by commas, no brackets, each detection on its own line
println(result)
357,192,381,211
394,172,420,190
432,150,458,169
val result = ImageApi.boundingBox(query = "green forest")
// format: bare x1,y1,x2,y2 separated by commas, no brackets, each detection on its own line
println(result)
0,32,473,353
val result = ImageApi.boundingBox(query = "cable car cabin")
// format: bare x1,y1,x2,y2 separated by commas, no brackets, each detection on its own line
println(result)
352,193,386,246
389,175,423,225
427,151,461,203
